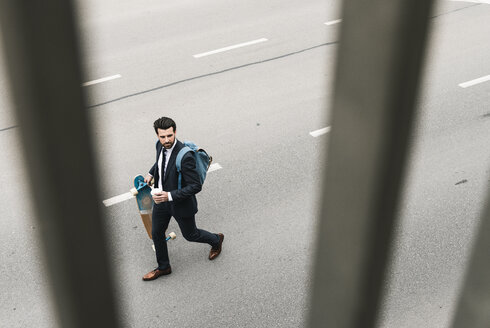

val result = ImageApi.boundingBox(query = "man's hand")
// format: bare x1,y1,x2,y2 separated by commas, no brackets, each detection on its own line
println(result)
144,174,153,185
152,191,169,204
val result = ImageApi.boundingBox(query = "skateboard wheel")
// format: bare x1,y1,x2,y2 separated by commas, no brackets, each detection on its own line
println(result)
169,232,177,240
130,187,138,196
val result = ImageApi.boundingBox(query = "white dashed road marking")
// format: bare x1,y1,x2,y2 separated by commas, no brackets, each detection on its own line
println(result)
448,0,490,4
310,127,331,137
208,163,222,173
82,74,122,87
193,38,268,58
324,19,342,26
459,75,490,88
102,163,223,207
102,192,134,207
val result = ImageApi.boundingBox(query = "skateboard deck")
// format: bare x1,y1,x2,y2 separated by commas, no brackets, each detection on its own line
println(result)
131,175,154,239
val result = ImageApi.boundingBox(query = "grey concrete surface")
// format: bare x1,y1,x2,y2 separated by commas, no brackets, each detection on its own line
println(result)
0,0,489,327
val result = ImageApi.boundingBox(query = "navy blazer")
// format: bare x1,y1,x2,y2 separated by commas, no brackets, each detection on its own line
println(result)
149,139,202,217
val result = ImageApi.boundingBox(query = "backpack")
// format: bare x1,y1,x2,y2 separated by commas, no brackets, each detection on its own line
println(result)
175,141,213,189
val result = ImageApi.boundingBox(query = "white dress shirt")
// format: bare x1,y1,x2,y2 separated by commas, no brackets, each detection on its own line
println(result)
153,140,177,202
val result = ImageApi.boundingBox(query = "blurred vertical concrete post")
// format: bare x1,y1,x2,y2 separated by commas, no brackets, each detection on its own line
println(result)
0,1,119,328
307,0,434,327
451,193,490,328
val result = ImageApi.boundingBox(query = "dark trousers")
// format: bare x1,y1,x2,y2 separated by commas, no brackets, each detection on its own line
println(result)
152,203,219,270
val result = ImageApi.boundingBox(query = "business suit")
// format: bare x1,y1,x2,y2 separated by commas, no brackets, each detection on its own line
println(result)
149,139,219,270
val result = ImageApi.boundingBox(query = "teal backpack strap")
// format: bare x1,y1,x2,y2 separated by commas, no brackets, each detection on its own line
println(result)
176,146,192,189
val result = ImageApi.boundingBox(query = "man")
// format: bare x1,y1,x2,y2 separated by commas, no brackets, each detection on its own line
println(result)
142,117,224,281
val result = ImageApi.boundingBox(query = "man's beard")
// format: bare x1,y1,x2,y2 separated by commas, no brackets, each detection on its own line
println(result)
164,140,174,149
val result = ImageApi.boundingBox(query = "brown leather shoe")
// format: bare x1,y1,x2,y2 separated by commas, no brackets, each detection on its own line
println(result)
142,266,171,281
209,233,224,260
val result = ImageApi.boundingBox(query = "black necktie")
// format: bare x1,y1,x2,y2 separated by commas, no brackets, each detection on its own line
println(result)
160,149,166,186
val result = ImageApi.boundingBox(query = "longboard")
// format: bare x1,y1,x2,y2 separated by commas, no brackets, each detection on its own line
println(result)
131,175,154,239
130,175,178,251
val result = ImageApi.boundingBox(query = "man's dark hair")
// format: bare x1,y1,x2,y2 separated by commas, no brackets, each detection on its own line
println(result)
153,117,176,134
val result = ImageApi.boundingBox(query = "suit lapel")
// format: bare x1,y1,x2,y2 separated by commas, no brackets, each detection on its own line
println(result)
164,140,182,182
156,142,162,162
155,142,162,186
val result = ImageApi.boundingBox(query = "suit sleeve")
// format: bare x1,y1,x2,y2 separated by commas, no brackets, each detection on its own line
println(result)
148,141,160,176
170,152,202,201
148,163,157,176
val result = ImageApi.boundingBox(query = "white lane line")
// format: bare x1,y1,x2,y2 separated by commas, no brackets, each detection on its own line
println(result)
448,0,490,4
208,163,222,173
103,192,134,207
193,38,268,58
82,74,122,87
102,163,223,207
324,19,342,26
459,75,490,88
310,127,331,137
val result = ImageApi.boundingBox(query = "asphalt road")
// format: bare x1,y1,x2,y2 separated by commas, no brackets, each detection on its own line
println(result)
0,0,489,327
